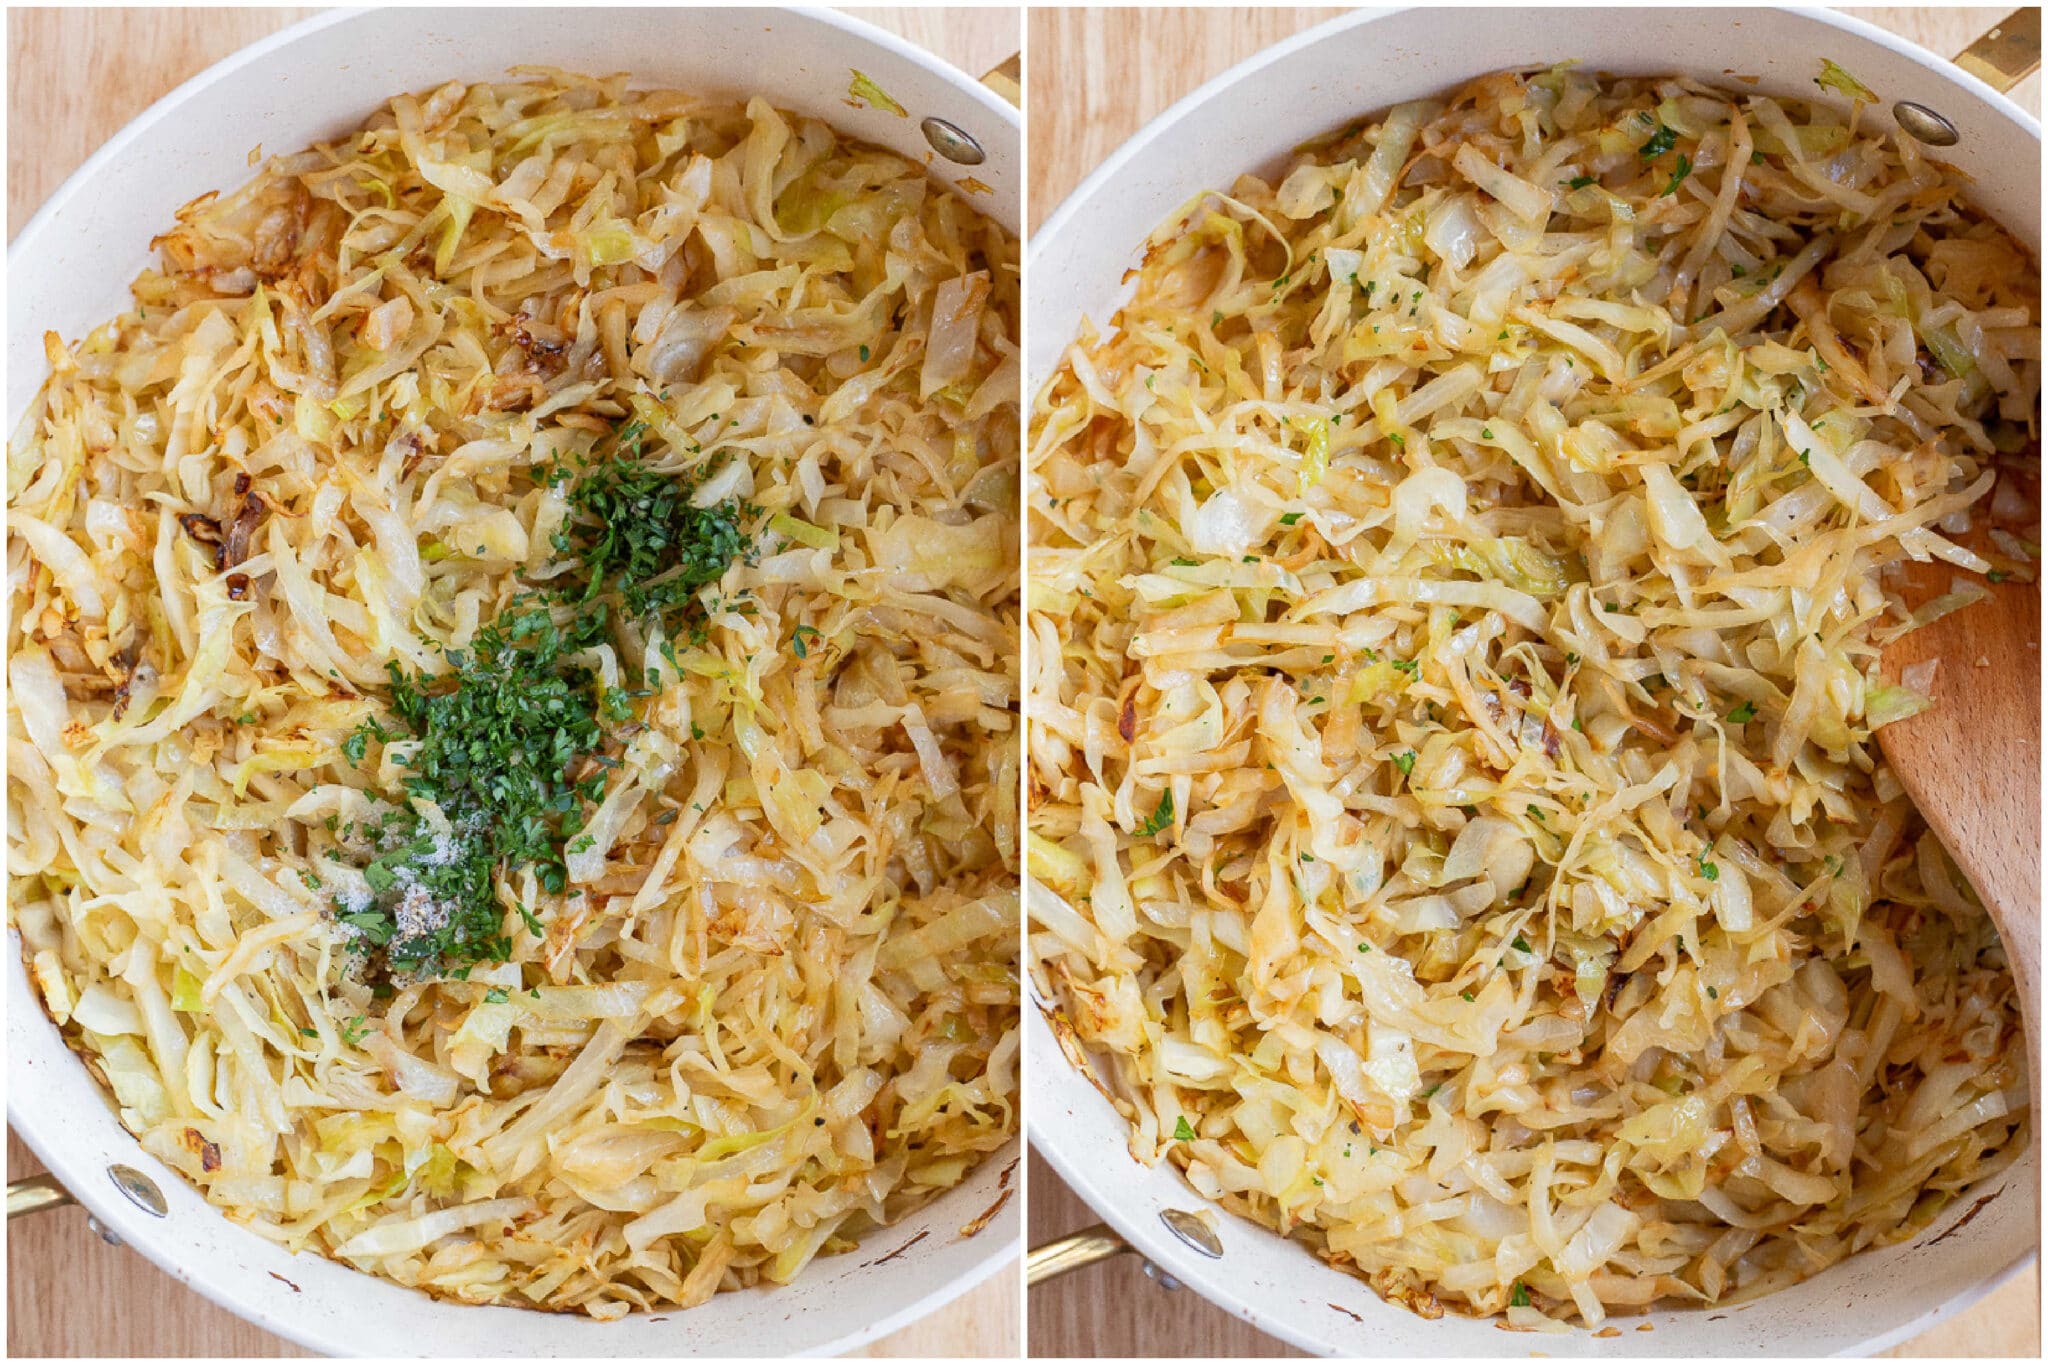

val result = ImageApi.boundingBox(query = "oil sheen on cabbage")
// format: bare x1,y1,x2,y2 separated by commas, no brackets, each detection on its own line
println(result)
1027,65,2033,1327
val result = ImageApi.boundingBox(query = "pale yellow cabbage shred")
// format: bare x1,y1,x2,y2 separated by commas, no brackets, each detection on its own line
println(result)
1027,67,2034,1326
9,71,1019,1315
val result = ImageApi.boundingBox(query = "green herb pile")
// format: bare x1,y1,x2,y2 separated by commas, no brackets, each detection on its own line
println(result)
334,424,758,976
551,424,757,622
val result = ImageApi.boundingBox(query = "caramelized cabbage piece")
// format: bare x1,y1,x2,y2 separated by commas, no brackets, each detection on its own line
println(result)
10,70,1018,1315
1028,65,2033,1327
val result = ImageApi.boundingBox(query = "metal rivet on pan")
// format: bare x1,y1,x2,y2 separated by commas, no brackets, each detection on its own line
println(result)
1159,1207,1223,1258
108,1164,168,1217
920,116,985,166
1893,101,1960,147
85,1214,123,1247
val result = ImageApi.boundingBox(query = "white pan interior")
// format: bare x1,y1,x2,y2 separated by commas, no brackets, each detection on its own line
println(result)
7,6,1019,1357
1027,5,2038,1357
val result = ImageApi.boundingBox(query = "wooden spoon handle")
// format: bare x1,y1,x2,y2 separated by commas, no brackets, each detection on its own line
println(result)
1877,465,2040,1075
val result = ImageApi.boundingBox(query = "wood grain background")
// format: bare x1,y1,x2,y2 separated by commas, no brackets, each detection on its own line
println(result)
1025,5,2042,1359
3,6,1019,1358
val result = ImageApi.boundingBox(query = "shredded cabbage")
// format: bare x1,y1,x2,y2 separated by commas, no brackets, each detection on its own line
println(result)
10,70,1018,1316
1028,64,2033,1327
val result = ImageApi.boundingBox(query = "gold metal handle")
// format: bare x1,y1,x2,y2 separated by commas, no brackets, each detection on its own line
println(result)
1026,1221,1133,1286
1956,8,2041,93
8,1173,75,1219
981,52,1021,109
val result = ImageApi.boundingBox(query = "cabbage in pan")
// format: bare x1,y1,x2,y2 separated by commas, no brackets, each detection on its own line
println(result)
10,70,1019,1315
1028,66,2034,1327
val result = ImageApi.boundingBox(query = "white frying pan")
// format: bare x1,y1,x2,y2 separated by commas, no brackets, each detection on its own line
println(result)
6,6,1019,1355
1025,7,2040,1356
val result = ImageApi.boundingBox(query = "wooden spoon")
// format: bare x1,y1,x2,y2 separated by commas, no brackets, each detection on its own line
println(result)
1877,460,2039,1070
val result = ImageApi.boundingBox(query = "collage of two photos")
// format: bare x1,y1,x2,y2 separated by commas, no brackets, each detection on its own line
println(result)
5,4,2042,1360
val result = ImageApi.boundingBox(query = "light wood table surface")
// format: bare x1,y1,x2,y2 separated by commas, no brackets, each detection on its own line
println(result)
4,5,1019,1358
1025,5,2042,1359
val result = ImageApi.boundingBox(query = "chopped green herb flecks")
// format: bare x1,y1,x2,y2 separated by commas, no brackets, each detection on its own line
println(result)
1136,789,1175,839
336,418,759,978
552,429,759,623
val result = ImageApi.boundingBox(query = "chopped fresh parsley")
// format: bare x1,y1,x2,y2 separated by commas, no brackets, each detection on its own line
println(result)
1662,153,1693,196
1640,122,1678,159
552,429,758,622
1279,511,1304,526
1566,175,1595,190
341,606,609,972
1727,700,1756,723
1393,750,1418,776
337,418,758,977
1136,789,1175,839
1172,1116,1197,1142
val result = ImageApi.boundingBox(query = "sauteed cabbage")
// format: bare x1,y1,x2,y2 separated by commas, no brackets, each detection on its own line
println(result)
1028,66,2034,1327
11,70,1019,1314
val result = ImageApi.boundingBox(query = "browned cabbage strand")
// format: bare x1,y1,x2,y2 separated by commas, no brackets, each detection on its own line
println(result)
1027,67,2034,1328
10,71,1019,1315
